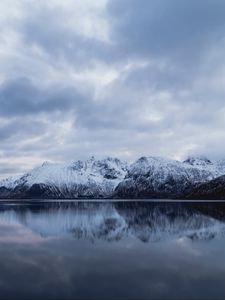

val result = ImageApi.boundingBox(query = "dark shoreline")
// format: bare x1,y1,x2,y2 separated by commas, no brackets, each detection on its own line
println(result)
1,198,225,202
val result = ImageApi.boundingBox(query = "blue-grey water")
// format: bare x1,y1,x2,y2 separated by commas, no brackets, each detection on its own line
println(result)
0,200,225,299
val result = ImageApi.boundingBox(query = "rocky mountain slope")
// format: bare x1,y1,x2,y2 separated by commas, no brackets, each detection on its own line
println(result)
186,175,225,200
1,155,225,199
115,156,225,199
0,157,127,199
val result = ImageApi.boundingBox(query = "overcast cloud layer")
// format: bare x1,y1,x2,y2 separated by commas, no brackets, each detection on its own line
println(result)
1,0,225,178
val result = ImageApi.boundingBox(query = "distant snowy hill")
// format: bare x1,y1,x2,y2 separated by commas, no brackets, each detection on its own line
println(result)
1,155,225,199
0,157,127,199
115,156,225,199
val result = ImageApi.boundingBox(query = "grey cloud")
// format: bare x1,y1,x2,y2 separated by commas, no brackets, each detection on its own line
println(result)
0,163,20,174
0,78,86,117
1,0,225,178
0,118,47,141
105,0,225,91
18,3,111,68
11,0,225,88
107,0,225,61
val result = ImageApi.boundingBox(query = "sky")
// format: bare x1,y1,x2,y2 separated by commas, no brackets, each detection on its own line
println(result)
1,0,225,178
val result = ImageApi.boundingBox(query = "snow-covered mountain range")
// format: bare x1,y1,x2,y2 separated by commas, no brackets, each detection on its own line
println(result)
115,156,225,199
1,155,225,199
0,157,127,199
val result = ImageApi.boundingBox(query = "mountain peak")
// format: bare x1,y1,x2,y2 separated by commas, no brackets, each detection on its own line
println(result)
1,155,225,199
183,155,212,166
41,161,52,167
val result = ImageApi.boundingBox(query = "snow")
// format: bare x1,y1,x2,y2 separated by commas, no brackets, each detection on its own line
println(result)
0,157,128,197
115,155,225,198
129,156,225,182
0,176,20,189
1,155,225,198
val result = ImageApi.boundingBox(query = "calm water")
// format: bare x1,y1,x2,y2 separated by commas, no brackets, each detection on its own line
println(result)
0,201,225,299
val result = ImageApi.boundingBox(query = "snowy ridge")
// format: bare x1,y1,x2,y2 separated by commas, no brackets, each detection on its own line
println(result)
183,155,225,176
115,156,225,198
1,155,225,199
0,176,20,190
130,156,225,178
0,157,127,198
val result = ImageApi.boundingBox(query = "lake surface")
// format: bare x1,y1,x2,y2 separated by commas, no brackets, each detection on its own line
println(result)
0,200,225,299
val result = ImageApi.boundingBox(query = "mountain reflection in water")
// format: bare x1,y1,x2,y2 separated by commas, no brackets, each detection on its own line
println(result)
0,201,225,299
0,201,225,242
